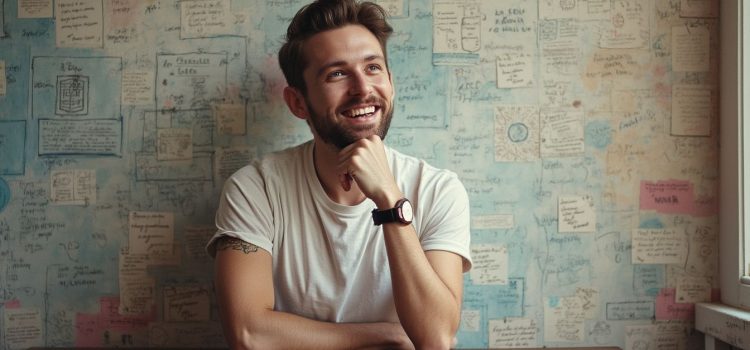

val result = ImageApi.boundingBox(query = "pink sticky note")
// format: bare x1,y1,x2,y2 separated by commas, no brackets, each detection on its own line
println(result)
75,296,156,347
640,180,694,215
640,179,716,216
655,288,694,320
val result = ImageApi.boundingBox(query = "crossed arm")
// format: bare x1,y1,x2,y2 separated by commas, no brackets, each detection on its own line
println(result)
213,235,465,350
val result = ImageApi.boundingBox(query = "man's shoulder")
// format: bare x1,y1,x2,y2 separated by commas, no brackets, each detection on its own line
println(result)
254,140,312,171
387,145,458,180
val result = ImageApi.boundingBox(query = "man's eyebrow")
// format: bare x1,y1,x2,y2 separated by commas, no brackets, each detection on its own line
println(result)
315,54,385,78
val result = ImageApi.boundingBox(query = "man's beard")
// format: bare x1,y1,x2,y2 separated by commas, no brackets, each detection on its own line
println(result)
305,96,393,149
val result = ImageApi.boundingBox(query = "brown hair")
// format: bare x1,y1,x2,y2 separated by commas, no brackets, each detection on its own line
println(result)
278,0,393,93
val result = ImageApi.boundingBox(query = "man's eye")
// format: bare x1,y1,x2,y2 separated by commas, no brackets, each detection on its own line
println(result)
367,64,382,72
328,71,345,78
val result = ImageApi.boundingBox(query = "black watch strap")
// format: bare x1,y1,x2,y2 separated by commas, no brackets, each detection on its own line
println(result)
372,207,398,225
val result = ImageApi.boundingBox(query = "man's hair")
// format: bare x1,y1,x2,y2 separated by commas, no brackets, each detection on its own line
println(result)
278,0,393,93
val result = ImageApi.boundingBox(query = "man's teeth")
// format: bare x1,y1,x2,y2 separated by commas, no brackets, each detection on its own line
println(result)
345,106,376,117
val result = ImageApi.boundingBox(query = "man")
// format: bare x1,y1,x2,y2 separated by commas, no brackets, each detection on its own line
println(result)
207,0,472,348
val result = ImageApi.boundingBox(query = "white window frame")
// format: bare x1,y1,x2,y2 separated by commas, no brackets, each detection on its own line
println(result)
719,0,750,310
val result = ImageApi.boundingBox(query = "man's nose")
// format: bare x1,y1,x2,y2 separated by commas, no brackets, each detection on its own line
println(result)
348,71,372,96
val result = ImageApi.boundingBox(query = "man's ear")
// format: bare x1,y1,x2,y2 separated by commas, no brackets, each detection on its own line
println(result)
283,86,309,120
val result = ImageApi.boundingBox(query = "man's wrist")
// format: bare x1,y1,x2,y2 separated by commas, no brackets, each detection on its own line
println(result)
373,190,404,209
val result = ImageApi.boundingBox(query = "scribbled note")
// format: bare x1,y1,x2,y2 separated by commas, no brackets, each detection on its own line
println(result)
488,318,537,348
122,70,155,106
544,296,586,342
599,0,649,49
675,276,711,303
631,229,686,264
157,128,193,161
128,211,174,256
215,145,254,181
558,195,596,233
55,0,103,48
4,308,43,349
50,169,96,205
470,244,508,285
432,1,480,65
672,24,710,72
19,0,53,18
164,285,211,322
184,225,215,261
180,0,232,38
540,109,584,158
671,85,712,136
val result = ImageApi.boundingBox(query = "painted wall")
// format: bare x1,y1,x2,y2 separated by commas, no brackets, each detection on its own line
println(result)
0,0,719,348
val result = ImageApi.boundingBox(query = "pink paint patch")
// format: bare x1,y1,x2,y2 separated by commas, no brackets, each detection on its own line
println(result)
4,299,22,308
75,296,156,347
653,65,667,77
655,288,721,320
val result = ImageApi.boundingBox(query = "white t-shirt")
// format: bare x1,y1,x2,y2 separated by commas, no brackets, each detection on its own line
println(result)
207,140,472,323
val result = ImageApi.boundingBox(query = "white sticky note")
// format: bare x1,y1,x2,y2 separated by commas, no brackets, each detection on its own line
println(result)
675,276,711,303
470,244,508,285
541,109,585,158
55,0,103,48
632,229,687,265
157,128,193,161
558,195,596,233
672,25,710,72
4,308,44,349
496,51,534,88
122,70,155,106
489,318,537,348
671,85,712,136
544,296,585,342
128,211,174,256
50,169,96,205
19,0,53,18
180,0,232,38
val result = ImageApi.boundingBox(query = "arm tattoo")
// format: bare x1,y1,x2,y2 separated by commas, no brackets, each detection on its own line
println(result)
216,237,260,254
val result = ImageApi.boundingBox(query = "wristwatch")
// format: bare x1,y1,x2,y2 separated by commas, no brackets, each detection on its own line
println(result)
372,198,413,225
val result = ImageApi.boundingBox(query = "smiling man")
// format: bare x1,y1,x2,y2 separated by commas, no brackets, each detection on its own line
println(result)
207,1,472,349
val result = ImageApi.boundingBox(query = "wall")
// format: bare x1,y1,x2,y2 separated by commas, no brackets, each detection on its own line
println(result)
0,0,720,348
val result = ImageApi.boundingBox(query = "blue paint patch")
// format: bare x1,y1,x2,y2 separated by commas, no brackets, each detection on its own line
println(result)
0,121,26,175
585,120,612,150
639,217,664,229
548,296,560,307
0,177,10,213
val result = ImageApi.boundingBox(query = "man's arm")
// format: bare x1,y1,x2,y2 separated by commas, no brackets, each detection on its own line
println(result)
338,136,467,349
213,237,413,350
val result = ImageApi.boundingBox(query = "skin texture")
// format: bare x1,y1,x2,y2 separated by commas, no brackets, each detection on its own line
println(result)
215,24,465,350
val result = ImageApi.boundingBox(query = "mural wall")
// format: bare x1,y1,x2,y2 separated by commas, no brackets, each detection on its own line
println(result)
0,0,719,348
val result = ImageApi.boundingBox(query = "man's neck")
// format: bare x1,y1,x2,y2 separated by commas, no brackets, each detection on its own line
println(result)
313,141,368,206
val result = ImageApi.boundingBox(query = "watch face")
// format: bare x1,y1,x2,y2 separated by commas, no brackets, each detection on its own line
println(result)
400,200,413,222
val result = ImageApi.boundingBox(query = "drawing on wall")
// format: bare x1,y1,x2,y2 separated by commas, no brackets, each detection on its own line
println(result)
57,75,89,115
0,0,720,348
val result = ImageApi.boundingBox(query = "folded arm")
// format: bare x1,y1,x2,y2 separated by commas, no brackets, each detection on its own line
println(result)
213,237,413,350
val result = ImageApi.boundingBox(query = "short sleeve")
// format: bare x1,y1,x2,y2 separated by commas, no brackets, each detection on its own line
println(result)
206,165,275,258
418,173,473,272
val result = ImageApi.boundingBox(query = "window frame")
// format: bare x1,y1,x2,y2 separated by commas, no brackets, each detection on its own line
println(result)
719,0,750,310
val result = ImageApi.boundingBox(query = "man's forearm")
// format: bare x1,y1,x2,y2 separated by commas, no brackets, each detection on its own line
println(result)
382,224,462,349
224,309,411,350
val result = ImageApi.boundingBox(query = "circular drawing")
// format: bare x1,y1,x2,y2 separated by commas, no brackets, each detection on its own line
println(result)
507,122,529,143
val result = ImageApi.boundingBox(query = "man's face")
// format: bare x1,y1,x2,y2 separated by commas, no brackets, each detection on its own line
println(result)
298,24,394,149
